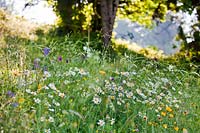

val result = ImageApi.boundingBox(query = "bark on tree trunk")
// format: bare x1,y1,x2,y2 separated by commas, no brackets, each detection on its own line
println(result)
100,0,120,48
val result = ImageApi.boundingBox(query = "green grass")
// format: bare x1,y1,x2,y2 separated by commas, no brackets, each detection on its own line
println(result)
1,9,199,132
0,31,200,133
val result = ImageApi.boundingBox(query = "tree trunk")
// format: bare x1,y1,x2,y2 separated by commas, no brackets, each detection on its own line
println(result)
56,0,75,32
91,0,102,31
100,0,120,47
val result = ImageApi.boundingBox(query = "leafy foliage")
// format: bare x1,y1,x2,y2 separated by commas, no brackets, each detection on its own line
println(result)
46,0,170,30
118,0,168,27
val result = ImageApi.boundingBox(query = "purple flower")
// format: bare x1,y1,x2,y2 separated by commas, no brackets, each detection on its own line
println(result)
43,47,50,56
7,91,15,97
11,102,19,107
58,56,62,61
110,77,114,81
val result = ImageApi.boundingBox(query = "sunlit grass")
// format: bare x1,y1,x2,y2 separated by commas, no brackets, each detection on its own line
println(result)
113,38,166,59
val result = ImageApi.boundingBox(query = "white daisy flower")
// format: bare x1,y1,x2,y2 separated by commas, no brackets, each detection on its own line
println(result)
97,119,105,127
110,118,115,125
49,83,57,90
48,108,55,112
44,128,51,133
48,117,54,123
40,116,45,122
58,92,65,98
92,96,102,104
44,71,51,78
34,98,41,104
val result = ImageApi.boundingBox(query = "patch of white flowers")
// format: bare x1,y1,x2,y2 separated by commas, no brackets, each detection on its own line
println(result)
92,96,102,104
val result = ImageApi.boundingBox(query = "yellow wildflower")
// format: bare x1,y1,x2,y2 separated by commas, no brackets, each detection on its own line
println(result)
174,126,179,131
161,111,166,116
169,113,174,118
110,95,115,100
38,84,42,92
18,98,25,104
163,124,167,129
166,106,173,112
99,70,106,75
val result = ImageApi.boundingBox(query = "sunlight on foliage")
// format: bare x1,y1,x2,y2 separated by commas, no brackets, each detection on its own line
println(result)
117,0,168,27
113,38,166,59
81,3,94,31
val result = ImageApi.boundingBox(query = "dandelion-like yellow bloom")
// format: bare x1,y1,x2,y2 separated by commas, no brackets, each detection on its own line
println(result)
169,113,174,118
166,106,173,112
18,98,25,103
110,95,115,100
174,126,179,131
161,111,166,116
163,124,167,129
99,70,106,75
38,84,42,92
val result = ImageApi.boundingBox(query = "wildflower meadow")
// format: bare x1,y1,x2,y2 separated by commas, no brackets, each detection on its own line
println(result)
0,7,200,133
0,33,199,133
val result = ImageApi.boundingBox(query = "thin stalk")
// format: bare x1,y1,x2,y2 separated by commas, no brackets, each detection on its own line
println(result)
5,42,10,90
88,28,90,45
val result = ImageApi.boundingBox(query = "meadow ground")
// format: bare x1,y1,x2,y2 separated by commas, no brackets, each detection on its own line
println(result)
0,9,200,133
